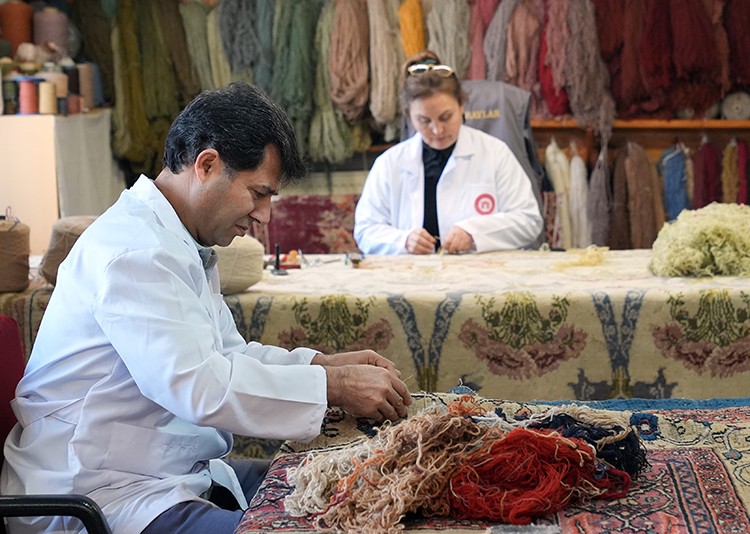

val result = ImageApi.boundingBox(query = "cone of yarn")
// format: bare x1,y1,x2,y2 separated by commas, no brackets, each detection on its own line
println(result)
33,7,68,61
0,218,30,293
214,235,265,294
38,80,56,113
76,62,94,110
40,216,97,285
721,92,750,121
0,1,34,56
17,78,39,114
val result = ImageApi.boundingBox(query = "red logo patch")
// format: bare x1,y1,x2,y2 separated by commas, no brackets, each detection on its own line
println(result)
474,193,496,215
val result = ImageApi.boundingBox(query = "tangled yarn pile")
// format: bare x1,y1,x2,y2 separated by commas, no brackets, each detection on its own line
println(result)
649,202,750,277
285,396,646,533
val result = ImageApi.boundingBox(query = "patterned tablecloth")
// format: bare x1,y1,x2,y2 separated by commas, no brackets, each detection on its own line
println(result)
224,249,750,401
4,249,750,401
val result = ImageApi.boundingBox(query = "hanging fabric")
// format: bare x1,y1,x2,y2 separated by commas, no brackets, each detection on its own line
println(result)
721,139,739,204
426,0,471,79
587,146,611,247
738,139,749,205
328,0,370,122
692,137,723,208
609,147,631,250
483,0,519,82
623,141,665,249
658,143,690,221
465,0,500,80
568,143,590,248
545,139,572,250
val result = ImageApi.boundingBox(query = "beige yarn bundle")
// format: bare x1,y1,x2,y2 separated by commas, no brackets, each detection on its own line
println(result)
0,217,30,292
649,203,750,277
40,216,97,285
215,235,265,294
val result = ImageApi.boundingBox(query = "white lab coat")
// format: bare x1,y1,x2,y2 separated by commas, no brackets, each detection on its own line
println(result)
1,177,328,534
354,125,543,254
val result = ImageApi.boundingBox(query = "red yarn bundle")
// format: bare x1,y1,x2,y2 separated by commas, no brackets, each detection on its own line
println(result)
448,427,631,525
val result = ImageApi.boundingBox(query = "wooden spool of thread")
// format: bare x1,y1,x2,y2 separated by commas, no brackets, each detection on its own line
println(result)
0,1,34,56
38,80,57,114
77,62,94,111
33,7,69,61
17,77,40,114
0,216,31,293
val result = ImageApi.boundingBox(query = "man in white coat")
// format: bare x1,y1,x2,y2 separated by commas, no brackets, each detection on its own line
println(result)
1,82,411,534
354,52,543,255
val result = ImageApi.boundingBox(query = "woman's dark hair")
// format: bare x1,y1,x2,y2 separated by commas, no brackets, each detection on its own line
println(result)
163,82,307,184
401,50,466,116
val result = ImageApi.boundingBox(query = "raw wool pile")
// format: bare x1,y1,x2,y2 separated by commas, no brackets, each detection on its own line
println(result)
285,396,644,533
649,202,750,277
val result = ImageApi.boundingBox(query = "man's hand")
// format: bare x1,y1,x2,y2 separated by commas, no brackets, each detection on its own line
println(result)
313,351,412,422
312,350,400,375
442,226,474,254
405,228,437,254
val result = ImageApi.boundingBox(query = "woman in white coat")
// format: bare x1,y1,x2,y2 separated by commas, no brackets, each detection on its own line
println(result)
354,51,543,255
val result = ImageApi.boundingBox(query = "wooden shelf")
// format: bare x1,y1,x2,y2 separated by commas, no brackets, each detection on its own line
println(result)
531,119,750,130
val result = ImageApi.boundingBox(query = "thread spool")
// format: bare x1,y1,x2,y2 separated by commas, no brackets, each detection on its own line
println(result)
0,39,11,58
17,77,40,114
33,7,69,61
61,63,78,94
0,215,31,293
77,62,94,110
66,93,81,114
0,1,34,56
38,80,56,114
2,78,17,114
37,69,68,98
91,62,105,107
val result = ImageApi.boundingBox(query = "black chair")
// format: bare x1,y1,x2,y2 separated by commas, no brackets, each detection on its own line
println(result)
0,314,112,534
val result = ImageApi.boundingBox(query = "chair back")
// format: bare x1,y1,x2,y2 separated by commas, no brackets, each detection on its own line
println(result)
0,315,25,448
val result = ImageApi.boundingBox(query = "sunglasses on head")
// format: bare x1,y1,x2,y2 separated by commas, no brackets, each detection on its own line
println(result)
406,63,455,78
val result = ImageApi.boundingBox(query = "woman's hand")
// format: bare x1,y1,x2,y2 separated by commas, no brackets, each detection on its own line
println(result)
442,226,475,254
405,228,437,254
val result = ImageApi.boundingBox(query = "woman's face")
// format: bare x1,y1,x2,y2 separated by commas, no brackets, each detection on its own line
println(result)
408,92,464,150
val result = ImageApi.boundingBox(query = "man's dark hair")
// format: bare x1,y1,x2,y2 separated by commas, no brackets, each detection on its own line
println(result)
163,82,307,184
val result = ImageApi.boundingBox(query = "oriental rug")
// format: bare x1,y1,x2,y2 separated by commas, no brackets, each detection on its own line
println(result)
235,393,750,534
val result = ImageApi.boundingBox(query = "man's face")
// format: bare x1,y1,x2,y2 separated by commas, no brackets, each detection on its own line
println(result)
193,145,281,247
408,92,464,150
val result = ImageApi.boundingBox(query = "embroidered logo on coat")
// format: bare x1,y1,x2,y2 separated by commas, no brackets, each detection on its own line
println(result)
474,194,496,214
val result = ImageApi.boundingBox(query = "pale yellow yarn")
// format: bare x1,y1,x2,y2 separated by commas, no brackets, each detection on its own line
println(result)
215,235,266,294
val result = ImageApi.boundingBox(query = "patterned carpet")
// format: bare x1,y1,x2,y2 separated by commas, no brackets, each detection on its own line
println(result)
235,393,750,534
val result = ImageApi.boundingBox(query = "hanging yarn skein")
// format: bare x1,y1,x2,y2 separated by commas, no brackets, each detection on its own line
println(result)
483,0,519,82
251,0,275,93
328,0,370,122
206,7,233,88
308,1,355,164
218,0,257,78
0,212,30,293
426,0,471,79
398,0,425,59
367,0,402,135
178,0,215,91
270,0,320,156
